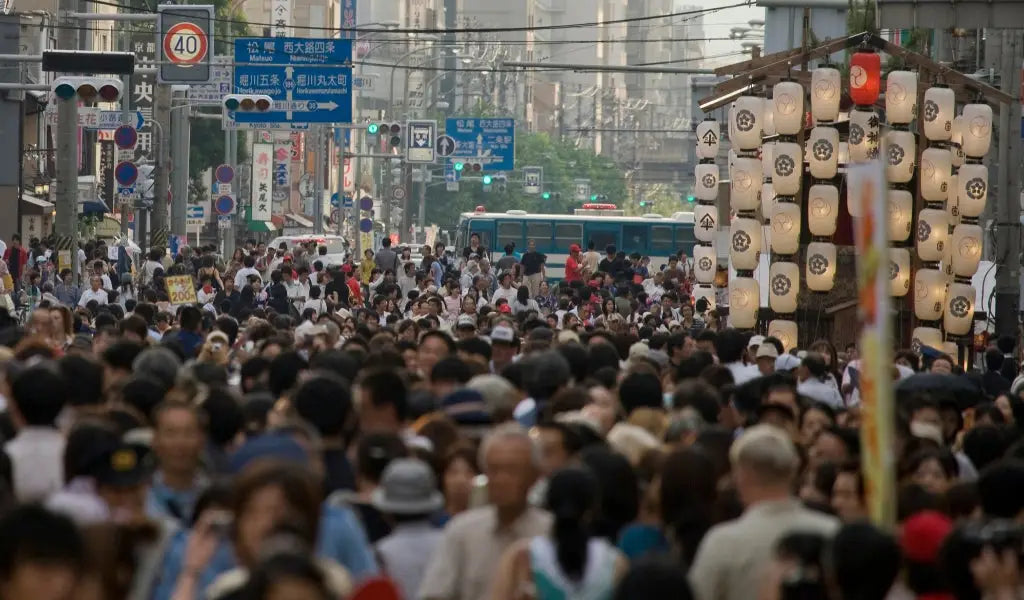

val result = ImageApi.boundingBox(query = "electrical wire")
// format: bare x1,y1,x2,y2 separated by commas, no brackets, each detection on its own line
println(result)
81,0,753,36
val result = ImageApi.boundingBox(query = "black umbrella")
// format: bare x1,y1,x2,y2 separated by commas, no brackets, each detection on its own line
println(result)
896,372,984,410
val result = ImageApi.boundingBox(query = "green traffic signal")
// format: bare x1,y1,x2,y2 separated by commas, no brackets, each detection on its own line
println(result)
367,123,379,134
639,200,648,207
686,195,696,203
482,175,493,185
542,192,551,200
54,82,76,100
590,194,598,201
454,162,464,172
224,97,239,110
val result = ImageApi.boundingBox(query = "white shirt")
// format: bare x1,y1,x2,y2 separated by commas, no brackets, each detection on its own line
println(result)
6,427,65,502
491,285,518,306
726,361,759,385
301,298,329,316
141,260,163,285
234,267,261,289
78,287,108,308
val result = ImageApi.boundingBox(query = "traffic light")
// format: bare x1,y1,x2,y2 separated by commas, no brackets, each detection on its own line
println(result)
454,161,465,172
457,162,482,172
494,175,507,192
52,77,123,102
541,191,551,200
223,94,273,112
686,194,696,203
370,122,403,147
482,174,493,185
639,199,648,207
366,123,380,135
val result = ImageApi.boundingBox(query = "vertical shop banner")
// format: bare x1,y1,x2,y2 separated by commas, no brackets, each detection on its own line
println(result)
99,140,115,206
130,33,157,157
340,0,356,39
251,143,274,221
271,0,292,37
848,157,896,529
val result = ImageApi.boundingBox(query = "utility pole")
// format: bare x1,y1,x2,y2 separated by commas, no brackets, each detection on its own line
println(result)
120,72,132,237
55,0,79,281
224,130,237,257
150,84,171,251
418,165,427,231
170,87,189,238
313,125,324,234
995,30,1023,335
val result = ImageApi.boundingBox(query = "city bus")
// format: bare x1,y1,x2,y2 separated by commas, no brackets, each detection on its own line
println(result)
453,205,696,279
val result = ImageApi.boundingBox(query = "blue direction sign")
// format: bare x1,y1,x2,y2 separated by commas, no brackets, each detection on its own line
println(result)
233,37,353,125
330,193,339,208
114,161,138,186
444,118,515,171
342,196,353,208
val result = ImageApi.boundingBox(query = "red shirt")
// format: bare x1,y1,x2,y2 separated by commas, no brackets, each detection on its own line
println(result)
565,255,583,282
347,277,362,305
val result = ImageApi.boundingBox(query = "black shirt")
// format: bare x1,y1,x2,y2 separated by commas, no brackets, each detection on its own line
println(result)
325,279,349,306
520,251,546,276
463,245,485,261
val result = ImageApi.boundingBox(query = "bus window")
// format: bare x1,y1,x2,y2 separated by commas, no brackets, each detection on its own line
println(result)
651,225,674,253
675,224,696,253
554,223,583,251
622,224,647,254
526,222,553,251
469,222,494,253
586,228,619,254
497,221,525,251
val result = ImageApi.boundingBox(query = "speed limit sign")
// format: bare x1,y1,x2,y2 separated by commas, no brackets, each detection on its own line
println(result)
164,23,208,65
157,4,214,83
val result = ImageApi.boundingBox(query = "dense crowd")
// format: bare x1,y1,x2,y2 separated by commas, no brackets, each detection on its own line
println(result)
0,232,1022,600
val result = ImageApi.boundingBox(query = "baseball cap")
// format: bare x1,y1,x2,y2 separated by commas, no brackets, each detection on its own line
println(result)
491,325,516,344
748,335,766,348
94,443,152,488
456,315,476,330
499,304,512,314
775,353,801,372
569,244,581,253
756,344,779,359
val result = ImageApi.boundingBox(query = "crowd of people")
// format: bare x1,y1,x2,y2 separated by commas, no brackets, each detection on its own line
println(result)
0,231,1022,600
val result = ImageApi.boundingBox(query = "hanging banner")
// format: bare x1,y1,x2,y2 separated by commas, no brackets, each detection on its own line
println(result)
848,157,896,529
251,143,274,221
99,140,115,207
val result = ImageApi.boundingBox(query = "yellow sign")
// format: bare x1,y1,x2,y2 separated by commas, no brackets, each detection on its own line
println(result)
93,216,122,239
57,250,71,274
165,275,198,305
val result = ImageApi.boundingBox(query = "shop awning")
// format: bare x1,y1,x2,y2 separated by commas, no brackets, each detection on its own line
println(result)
21,193,54,209
248,220,277,233
285,213,314,228
79,199,110,215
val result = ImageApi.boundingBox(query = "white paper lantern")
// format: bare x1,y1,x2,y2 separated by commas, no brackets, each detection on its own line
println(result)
957,162,988,219
911,326,944,353
772,81,804,136
768,319,798,351
694,163,719,202
693,284,716,311
693,204,718,243
885,129,916,184
805,241,836,292
811,67,841,122
729,277,760,329
923,86,955,141
773,142,802,195
944,282,976,336
914,268,947,321
848,109,879,164
887,189,914,242
951,223,983,278
961,103,993,158
696,120,720,160
951,115,966,168
761,182,776,221
771,201,801,255
890,248,911,297
916,208,950,262
941,341,960,361
762,97,776,136
730,217,763,270
807,184,839,236
920,147,952,203
693,243,717,284
768,261,800,313
731,157,762,211
762,142,774,178
808,126,839,179
732,96,763,151
947,172,961,225
886,70,918,125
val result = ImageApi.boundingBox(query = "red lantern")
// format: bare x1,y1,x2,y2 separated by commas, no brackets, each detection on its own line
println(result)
849,50,881,106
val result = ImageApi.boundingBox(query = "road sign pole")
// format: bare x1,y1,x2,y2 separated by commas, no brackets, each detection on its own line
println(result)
314,125,324,234
170,87,190,238
150,83,171,251
120,73,133,238
418,165,428,230
224,129,237,258
56,94,80,283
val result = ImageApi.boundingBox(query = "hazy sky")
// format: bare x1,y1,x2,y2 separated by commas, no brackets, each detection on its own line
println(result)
689,0,767,67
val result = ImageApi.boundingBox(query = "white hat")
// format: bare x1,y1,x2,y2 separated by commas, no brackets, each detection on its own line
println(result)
456,314,476,329
491,325,515,343
756,343,779,359
748,335,766,348
775,354,801,371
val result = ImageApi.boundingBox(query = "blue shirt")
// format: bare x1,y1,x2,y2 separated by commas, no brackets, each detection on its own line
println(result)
149,501,377,600
145,471,205,524
175,330,203,358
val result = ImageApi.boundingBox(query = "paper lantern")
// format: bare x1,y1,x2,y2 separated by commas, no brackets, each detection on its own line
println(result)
773,142,802,195
920,147,952,202
769,261,800,313
729,277,760,329
731,157,762,211
941,341,960,361
947,172,961,225
887,189,914,242
772,81,804,136
944,282,976,336
696,120,720,159
961,103,993,158
807,184,839,236
771,201,801,255
762,142,774,178
693,284,716,309
768,319,798,351
693,243,717,284
885,70,918,125
951,115,966,168
732,96,763,151
762,97,776,136
811,67,841,122
761,182,776,221
730,217,763,270
957,162,988,219
911,326,943,353
951,223,983,278
849,50,881,106
885,129,916,183
914,268,947,321
916,208,950,262
923,86,955,141
890,248,911,297
694,163,719,202
693,204,718,243
805,241,836,292
838,142,849,166
848,108,879,164
808,126,839,179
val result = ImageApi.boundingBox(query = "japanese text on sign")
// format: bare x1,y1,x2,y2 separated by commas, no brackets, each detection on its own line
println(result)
165,275,198,305
251,143,274,221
